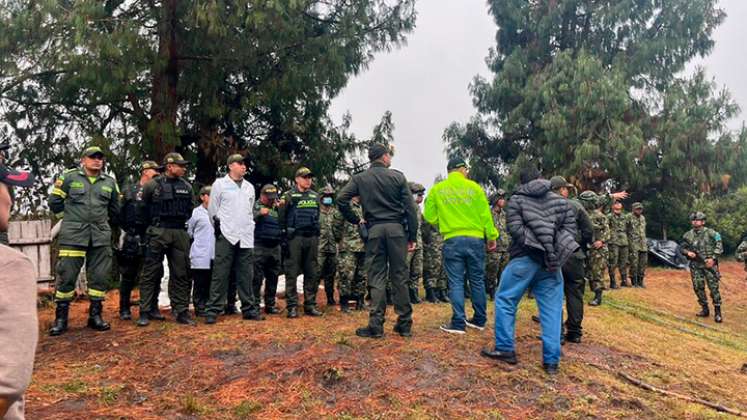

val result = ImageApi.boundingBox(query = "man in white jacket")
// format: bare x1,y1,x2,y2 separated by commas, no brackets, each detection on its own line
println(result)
205,154,261,324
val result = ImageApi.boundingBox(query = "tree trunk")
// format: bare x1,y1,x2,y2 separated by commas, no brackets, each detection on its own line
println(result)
149,0,180,161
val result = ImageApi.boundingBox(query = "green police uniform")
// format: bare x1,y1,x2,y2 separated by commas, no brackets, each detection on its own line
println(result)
49,167,120,303
279,182,322,315
681,214,723,318
253,186,283,313
333,201,368,311
607,211,631,288
318,189,340,306
138,155,194,325
628,203,648,287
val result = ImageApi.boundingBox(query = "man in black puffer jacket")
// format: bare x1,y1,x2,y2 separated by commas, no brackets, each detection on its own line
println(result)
482,167,578,375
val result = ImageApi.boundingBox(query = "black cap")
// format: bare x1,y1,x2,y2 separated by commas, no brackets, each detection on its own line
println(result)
0,165,34,187
447,157,469,171
261,184,279,199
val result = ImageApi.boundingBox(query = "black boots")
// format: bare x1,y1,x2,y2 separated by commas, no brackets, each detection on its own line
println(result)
340,296,351,313
620,274,630,288
119,290,132,320
176,310,197,326
696,304,710,317
425,287,437,303
714,305,722,323
326,289,336,306
589,290,603,306
355,295,366,311
87,300,111,331
436,289,450,303
49,301,70,336
409,287,421,304
609,272,618,290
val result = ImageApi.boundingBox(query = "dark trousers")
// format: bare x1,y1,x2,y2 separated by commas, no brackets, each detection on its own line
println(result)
55,245,112,301
319,251,338,301
366,223,412,331
253,245,281,307
206,235,256,316
284,235,320,310
140,227,192,314
562,257,586,338
192,267,212,313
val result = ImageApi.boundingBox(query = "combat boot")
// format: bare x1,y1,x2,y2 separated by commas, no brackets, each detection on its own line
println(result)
49,301,70,336
355,295,366,311
437,289,450,303
409,287,421,304
340,296,351,313
620,274,630,288
87,300,111,331
176,310,197,326
326,289,336,306
609,273,618,290
696,304,709,317
119,291,132,320
589,290,603,306
425,287,437,303
714,305,722,323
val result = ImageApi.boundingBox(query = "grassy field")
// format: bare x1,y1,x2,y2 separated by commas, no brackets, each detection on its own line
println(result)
28,262,747,419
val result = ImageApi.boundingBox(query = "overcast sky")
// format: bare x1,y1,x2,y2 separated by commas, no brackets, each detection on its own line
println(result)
329,0,747,189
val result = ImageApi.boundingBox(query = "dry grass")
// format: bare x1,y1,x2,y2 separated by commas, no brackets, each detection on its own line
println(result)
28,262,747,419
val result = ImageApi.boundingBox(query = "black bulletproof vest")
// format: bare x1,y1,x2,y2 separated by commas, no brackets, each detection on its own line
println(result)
150,177,193,226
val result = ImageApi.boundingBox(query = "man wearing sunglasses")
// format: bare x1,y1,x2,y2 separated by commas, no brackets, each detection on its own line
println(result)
48,146,121,336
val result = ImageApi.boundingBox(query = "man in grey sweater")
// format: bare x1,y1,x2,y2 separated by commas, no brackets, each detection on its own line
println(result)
0,163,37,420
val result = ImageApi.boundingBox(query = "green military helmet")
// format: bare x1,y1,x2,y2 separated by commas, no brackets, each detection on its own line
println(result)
409,182,426,194
578,190,599,210
690,211,706,221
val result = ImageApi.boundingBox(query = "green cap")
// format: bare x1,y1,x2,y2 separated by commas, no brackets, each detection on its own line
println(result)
261,184,279,199
163,152,189,166
447,157,469,171
199,185,212,196
227,154,245,166
295,167,313,178
82,146,105,158
141,161,161,171
549,176,573,190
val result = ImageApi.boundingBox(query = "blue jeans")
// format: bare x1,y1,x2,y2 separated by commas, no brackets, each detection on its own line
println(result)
494,256,564,364
443,236,487,329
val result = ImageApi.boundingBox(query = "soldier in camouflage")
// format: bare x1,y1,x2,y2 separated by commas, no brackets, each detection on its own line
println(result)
332,196,367,312
628,202,648,288
681,212,723,323
318,186,339,306
607,201,631,288
422,220,449,303
579,191,609,307
406,182,425,304
485,189,510,300
735,233,747,281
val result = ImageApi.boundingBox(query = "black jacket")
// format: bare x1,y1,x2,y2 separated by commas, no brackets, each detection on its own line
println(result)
507,179,578,271
337,162,418,242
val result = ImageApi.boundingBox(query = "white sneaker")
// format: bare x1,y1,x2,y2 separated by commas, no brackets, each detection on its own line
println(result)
465,319,485,331
440,324,466,334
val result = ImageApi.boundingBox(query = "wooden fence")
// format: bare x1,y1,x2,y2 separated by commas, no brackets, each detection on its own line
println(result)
8,219,55,288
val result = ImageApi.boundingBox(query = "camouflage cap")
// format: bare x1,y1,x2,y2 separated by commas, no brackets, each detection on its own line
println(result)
81,146,105,158
260,184,279,199
690,211,706,221
321,185,335,196
163,152,189,166
632,202,643,210
141,161,161,171
409,182,425,194
295,167,313,178
549,175,573,190
199,185,212,196
227,154,245,166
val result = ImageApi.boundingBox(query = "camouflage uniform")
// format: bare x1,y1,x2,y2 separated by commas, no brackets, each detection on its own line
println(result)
406,203,424,293
681,218,723,311
318,200,339,305
628,203,648,287
485,205,510,297
422,221,447,291
332,201,367,304
607,211,631,288
736,239,747,276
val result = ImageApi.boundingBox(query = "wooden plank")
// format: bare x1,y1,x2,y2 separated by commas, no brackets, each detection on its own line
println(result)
8,238,51,245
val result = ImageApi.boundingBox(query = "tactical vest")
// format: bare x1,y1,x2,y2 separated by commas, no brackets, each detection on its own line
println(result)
255,207,282,246
287,190,320,235
150,177,193,228
121,183,146,234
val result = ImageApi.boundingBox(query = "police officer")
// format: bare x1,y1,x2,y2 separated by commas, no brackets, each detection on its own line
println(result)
254,184,283,314
117,161,161,320
137,152,195,327
279,167,323,318
681,212,724,322
337,143,418,338
318,186,339,306
48,146,120,336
